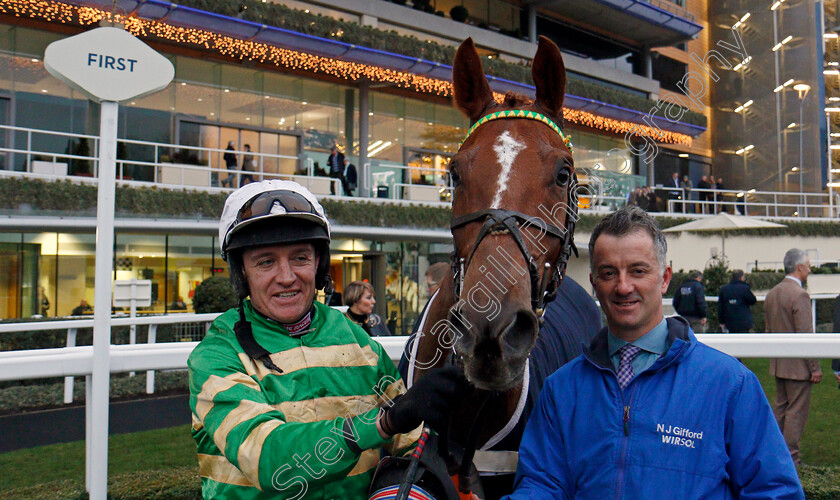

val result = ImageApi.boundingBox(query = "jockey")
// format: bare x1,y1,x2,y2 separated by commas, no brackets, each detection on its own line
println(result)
188,179,467,499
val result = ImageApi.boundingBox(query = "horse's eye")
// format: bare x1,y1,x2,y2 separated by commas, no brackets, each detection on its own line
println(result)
450,167,462,187
556,166,571,186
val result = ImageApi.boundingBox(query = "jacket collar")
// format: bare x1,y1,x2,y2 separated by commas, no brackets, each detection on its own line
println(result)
583,316,695,373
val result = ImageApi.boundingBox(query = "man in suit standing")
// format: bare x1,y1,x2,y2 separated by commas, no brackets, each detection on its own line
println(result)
343,158,357,196
667,172,681,212
327,145,345,195
766,248,822,466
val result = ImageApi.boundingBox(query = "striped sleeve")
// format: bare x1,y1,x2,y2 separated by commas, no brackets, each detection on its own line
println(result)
188,329,391,494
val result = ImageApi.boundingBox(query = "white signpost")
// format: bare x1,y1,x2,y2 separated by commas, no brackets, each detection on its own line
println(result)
44,26,174,500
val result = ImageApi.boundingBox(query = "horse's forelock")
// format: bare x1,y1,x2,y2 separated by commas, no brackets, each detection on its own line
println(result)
502,92,532,109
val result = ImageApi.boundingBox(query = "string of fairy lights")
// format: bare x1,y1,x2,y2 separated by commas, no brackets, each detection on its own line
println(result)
1,0,693,145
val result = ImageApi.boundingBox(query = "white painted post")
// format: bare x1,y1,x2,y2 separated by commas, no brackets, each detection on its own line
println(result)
89,99,118,500
129,279,137,377
85,374,92,492
146,323,156,394
64,328,77,404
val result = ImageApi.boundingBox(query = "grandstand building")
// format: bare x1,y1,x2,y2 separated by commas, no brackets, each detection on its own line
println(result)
0,0,710,330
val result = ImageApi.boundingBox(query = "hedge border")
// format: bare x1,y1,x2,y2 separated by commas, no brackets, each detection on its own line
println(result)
1,178,837,238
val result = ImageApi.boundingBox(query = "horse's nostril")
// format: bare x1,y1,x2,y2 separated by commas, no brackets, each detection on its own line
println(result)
499,310,538,356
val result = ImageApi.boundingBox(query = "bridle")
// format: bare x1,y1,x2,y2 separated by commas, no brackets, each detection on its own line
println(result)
449,109,579,317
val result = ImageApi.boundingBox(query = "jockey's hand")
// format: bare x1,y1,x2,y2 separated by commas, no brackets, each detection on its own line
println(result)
379,366,469,436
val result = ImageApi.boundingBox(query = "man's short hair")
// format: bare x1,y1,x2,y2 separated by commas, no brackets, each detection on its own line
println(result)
689,270,702,280
589,206,667,273
344,281,374,308
732,269,745,281
783,248,808,274
425,262,449,287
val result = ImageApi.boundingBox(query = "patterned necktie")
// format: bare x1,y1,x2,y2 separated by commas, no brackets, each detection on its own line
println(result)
617,344,642,390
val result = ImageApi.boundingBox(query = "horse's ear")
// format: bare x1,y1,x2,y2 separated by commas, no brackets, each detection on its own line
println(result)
532,36,566,121
453,38,495,122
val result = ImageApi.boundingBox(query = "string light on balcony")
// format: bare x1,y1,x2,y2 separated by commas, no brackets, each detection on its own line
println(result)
0,0,693,145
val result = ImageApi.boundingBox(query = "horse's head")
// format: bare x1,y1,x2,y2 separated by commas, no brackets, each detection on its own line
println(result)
447,37,577,391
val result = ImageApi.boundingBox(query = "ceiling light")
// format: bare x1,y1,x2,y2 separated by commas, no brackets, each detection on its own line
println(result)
830,97,840,102
771,1,781,10
825,69,840,75
733,62,743,71
825,33,839,39
744,144,754,151
740,12,751,22
736,147,746,154
788,122,796,128
784,79,794,87
678,153,689,158
826,107,840,112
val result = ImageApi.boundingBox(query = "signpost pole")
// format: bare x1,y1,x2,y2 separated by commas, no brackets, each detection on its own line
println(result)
89,99,118,500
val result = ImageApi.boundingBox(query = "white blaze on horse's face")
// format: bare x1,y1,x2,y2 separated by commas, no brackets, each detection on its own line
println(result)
490,130,526,209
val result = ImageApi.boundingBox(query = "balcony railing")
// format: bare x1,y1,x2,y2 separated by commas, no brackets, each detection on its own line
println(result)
0,124,837,219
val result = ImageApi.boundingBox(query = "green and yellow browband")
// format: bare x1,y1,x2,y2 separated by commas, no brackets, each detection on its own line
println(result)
460,109,573,154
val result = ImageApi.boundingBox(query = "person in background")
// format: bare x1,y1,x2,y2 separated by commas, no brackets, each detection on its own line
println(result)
645,185,659,212
328,145,346,195
672,270,707,333
343,158,357,196
718,269,757,333
766,248,822,466
72,299,92,316
238,144,255,187
221,141,238,188
716,177,727,212
504,206,802,499
38,286,50,316
424,262,449,297
170,295,187,311
696,175,711,213
681,174,693,213
667,172,681,212
344,280,392,337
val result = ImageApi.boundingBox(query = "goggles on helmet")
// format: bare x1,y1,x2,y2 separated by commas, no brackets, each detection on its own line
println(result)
235,190,321,225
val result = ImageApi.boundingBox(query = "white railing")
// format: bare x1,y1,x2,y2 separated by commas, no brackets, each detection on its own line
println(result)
664,187,832,219
0,313,220,403
1,311,840,496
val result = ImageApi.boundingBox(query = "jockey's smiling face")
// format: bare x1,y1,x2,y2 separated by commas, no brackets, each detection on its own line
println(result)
590,230,672,342
242,242,319,323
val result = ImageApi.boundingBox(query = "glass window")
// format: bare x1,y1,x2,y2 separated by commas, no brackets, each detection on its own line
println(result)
114,234,167,313
55,233,96,317
166,235,216,313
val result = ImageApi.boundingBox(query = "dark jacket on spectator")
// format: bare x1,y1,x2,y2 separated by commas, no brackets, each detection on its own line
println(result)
673,279,707,319
718,279,757,332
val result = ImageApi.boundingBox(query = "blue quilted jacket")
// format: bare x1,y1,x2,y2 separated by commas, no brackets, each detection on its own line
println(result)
505,317,803,500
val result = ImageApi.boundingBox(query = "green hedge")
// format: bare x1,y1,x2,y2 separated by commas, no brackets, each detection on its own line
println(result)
172,0,706,128
3,178,840,237
3,464,837,499
0,371,189,415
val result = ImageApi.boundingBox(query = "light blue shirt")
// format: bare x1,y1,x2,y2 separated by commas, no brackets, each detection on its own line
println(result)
608,318,670,376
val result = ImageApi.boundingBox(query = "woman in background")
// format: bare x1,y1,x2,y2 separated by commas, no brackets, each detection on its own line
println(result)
344,281,391,337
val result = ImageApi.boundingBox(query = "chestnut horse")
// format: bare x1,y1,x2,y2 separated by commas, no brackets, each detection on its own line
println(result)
405,36,591,485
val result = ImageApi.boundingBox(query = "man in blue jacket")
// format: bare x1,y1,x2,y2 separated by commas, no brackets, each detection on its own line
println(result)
505,206,802,500
719,269,757,333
